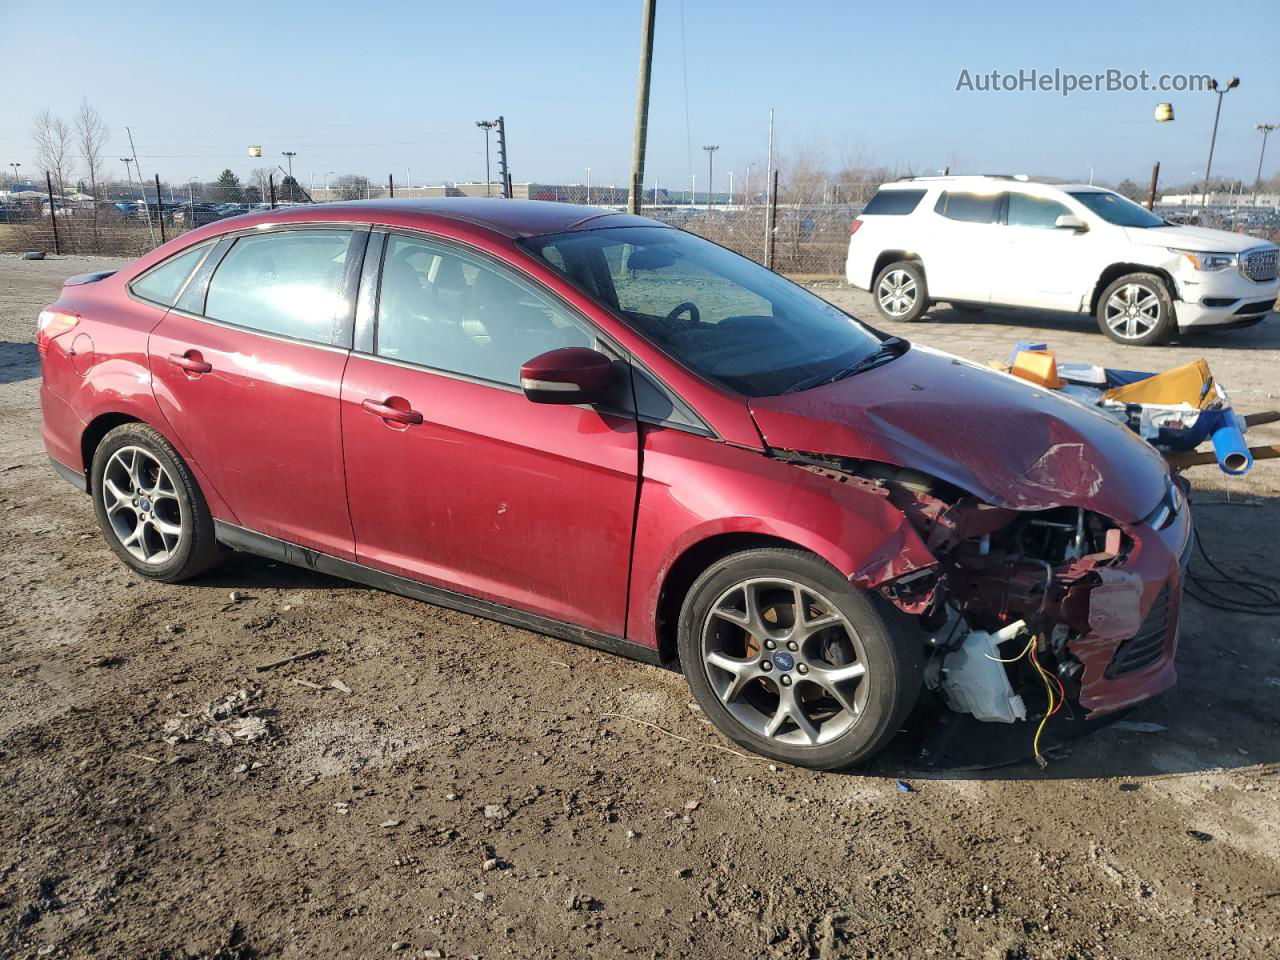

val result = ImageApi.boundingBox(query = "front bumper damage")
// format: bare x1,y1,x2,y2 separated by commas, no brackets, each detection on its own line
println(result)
784,452,1192,757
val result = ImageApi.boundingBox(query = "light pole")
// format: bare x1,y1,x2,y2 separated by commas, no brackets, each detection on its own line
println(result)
476,120,497,197
702,145,719,206
187,177,198,222
121,157,138,201
1201,76,1240,211
1085,163,1094,185
6,161,19,191
1255,123,1277,208
690,173,696,206
585,167,591,205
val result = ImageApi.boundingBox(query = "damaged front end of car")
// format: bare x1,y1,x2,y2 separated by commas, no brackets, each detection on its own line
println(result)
776,448,1192,768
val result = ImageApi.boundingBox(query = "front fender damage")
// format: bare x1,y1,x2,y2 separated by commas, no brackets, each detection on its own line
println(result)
779,448,1161,759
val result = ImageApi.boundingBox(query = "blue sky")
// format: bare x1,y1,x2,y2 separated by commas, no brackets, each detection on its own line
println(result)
2,0,1277,191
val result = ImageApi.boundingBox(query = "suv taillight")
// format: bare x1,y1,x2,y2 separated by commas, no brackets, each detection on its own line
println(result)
849,219,863,236
36,308,79,358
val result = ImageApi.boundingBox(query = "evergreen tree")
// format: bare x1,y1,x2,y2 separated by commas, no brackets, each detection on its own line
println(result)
208,169,243,204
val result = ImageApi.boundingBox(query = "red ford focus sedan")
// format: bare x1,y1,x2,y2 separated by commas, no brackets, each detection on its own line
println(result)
38,199,1191,769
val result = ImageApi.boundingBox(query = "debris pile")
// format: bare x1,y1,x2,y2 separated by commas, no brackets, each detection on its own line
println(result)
161,688,274,747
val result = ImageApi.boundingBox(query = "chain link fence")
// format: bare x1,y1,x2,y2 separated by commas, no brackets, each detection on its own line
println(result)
4,179,1278,277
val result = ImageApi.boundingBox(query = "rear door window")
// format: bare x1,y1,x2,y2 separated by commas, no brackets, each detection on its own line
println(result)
861,189,926,216
204,230,355,345
130,241,215,306
934,192,1001,223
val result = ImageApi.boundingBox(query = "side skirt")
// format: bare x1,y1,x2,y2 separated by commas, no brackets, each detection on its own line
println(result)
50,456,88,493
212,521,669,669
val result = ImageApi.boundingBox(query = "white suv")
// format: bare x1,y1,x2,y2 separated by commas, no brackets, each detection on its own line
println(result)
845,175,1279,345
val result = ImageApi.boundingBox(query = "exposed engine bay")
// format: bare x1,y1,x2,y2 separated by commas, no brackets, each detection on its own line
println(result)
779,450,1183,766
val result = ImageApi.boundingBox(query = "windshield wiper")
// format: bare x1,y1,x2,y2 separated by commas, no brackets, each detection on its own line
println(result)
785,337,909,393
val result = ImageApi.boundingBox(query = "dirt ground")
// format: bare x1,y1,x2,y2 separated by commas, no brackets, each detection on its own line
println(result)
1,254,1278,960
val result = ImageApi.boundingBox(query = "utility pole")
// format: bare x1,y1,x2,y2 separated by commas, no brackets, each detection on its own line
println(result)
1255,123,1277,208
1146,161,1161,211
627,0,657,214
126,126,155,245
1201,76,1240,211
476,120,497,196
495,116,511,198
728,170,733,206
703,145,718,206
7,161,19,190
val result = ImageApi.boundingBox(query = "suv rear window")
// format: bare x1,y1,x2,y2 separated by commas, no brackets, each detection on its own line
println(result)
862,189,926,216
934,192,1000,224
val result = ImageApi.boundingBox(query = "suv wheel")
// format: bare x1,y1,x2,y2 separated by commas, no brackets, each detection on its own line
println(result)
1096,272,1175,345
678,548,922,770
873,261,929,322
90,423,225,582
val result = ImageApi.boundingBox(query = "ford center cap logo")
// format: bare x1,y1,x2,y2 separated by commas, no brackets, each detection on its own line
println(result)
772,652,795,672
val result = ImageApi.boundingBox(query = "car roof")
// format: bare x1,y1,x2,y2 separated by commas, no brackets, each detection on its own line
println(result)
214,197,660,240
880,175,1101,192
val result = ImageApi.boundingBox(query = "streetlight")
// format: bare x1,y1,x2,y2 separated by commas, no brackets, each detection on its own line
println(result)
1085,163,1094,186
120,157,138,201
476,120,497,197
585,167,591,205
1254,123,1277,208
6,161,19,191
187,177,198,222
703,145,719,206
1201,76,1240,211
281,151,297,180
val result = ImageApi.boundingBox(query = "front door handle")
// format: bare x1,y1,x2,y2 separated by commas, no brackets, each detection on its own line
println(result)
167,351,212,374
361,398,423,426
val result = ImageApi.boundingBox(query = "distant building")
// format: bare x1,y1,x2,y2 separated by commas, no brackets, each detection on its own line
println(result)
1160,191,1279,209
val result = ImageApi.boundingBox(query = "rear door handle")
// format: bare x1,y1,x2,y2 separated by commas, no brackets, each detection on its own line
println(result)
361,398,423,426
167,351,212,374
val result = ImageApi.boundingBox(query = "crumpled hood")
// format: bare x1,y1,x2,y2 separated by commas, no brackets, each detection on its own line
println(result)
749,345,1170,523
1125,223,1275,253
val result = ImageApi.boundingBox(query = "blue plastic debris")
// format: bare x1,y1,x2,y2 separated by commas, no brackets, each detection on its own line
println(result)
895,780,914,794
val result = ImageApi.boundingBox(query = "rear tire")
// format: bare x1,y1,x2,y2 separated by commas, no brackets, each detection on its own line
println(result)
1096,272,1176,346
90,423,225,582
678,548,923,770
873,261,929,323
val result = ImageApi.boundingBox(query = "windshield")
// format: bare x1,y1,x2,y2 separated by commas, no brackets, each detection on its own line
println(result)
519,225,886,396
1068,190,1166,228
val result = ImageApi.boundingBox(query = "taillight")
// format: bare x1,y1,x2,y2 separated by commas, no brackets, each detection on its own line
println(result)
36,308,80,358
849,218,863,236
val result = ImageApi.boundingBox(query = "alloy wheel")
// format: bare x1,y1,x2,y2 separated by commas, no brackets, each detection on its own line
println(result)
699,578,870,747
1104,283,1161,340
876,269,917,318
101,446,185,564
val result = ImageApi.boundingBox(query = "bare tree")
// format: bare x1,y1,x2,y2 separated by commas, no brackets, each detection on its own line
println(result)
249,166,274,199
75,99,110,245
332,174,373,201
32,108,73,197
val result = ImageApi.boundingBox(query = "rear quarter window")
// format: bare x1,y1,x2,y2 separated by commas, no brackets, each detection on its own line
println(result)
861,189,926,216
129,241,215,306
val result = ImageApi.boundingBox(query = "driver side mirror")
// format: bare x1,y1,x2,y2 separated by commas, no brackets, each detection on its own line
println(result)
1055,214,1088,232
520,347,616,405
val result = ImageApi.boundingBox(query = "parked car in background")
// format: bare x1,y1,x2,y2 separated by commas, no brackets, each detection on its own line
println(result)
39,199,1190,769
847,175,1280,345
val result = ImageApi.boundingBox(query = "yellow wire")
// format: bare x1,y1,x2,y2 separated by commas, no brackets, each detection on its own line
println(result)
1031,641,1056,768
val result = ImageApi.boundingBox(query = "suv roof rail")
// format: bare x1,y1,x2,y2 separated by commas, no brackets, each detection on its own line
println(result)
890,173,1077,186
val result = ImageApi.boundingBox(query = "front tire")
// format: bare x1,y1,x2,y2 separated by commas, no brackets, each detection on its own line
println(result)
678,548,923,770
873,261,929,323
1096,272,1176,345
90,423,225,582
